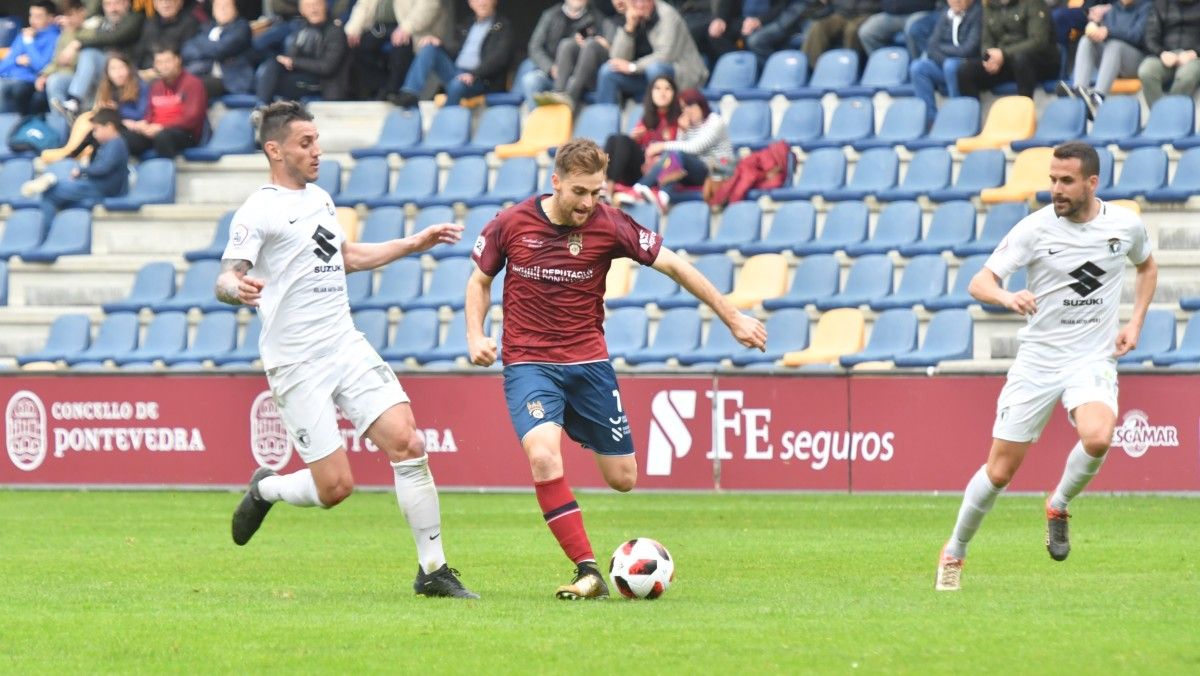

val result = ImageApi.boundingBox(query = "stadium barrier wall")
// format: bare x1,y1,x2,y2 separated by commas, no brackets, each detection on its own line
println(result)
2,374,1196,491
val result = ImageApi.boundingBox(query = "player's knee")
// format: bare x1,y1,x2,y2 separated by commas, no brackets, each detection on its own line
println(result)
985,463,1015,488
527,446,563,480
607,472,636,493
1081,432,1111,458
378,427,425,462
319,476,354,507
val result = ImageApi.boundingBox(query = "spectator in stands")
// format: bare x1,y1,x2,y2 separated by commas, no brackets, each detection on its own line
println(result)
124,43,207,157
1059,0,1149,118
26,108,129,225
131,0,201,79
1137,0,1200,107
604,73,679,200
343,0,448,102
745,0,822,62
703,1,794,64
667,0,727,64
595,0,708,104
50,0,144,118
955,0,1057,100
632,87,733,211
904,0,944,57
51,51,148,161
255,0,349,104
0,0,60,115
858,0,935,57
520,0,603,103
35,0,88,114
388,0,514,108
908,0,980,127
534,0,627,108
802,0,880,64
183,0,253,100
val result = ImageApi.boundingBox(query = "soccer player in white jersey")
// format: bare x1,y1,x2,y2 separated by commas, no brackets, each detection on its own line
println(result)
935,141,1158,591
215,101,478,599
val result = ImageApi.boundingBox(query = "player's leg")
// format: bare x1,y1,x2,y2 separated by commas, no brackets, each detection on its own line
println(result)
564,361,637,493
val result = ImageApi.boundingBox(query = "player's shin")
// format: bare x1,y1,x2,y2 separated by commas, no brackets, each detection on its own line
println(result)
535,476,596,564
1050,441,1107,511
258,469,324,507
947,465,1004,559
392,455,447,574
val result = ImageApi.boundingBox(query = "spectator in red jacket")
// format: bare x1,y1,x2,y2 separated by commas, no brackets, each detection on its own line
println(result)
124,43,208,157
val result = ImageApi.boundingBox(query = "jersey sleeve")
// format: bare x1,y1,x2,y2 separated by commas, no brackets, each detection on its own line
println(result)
472,213,506,277
611,208,662,266
1126,217,1152,265
984,218,1038,280
222,201,268,265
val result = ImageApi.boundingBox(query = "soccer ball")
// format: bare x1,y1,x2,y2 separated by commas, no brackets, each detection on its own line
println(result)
608,537,674,599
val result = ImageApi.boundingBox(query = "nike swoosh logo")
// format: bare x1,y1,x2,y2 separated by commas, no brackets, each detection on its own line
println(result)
429,532,440,541
1048,248,1063,255
288,217,299,224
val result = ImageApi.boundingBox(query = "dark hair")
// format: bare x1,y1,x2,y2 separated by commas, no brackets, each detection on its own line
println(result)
151,42,181,57
554,137,609,177
676,87,710,119
256,100,314,147
31,0,57,14
641,75,681,130
60,0,85,12
1053,141,1100,177
91,107,122,128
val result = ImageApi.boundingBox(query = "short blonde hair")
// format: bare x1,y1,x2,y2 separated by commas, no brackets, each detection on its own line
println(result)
554,138,609,178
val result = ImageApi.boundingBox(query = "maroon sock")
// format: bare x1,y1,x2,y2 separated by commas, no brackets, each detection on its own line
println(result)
534,476,595,564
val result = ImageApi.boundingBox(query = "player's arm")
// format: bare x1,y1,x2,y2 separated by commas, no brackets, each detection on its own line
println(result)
464,267,497,366
969,266,1037,315
215,259,264,307
342,222,464,273
1115,254,1158,356
651,247,767,350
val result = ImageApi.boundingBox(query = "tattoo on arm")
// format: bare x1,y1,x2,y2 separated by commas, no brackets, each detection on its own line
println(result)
216,259,251,305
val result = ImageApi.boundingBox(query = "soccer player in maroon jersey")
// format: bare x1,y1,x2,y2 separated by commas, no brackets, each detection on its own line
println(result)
465,138,767,599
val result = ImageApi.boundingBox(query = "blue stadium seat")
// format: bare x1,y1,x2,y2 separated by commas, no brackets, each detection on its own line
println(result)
413,205,455,232
355,258,422,311
352,309,390,351
735,49,806,100
875,147,951,201
0,208,46,260
333,157,390,207
953,201,1028,256
851,97,926,150
0,112,24,162
65,312,140,365
604,307,648,361
772,99,824,147
1145,147,1200,202
182,109,255,161
800,97,873,150
1116,309,1176,365
761,254,839,310
403,106,473,157
1152,314,1200,366
489,267,505,306
20,208,90,262
841,47,910,97
870,255,947,310
0,157,34,206
815,254,893,310
1182,297,1200,311
1010,97,1087,151
662,201,711,252
658,255,734,309
403,256,474,310
380,308,440,363
790,49,859,98
899,200,975,256
825,147,899,201
162,312,239,365
1082,95,1140,146
463,157,537,207
739,201,815,256
905,97,980,150
409,310,469,364
1120,95,1194,150
685,201,759,255
893,309,974,367
314,158,341,197
923,255,987,310
927,149,1005,202
103,261,176,313
703,50,758,99
1034,147,1112,203
621,201,660,232
345,270,372,307
358,207,406,243
350,108,421,158
795,201,868,255
0,259,5,305
104,158,176,210
1098,147,1168,200
184,211,234,261
152,260,230,313
625,308,703,364
768,147,846,201
113,311,189,365
727,100,772,150
675,316,750,367
446,105,520,157
728,308,811,366
212,314,261,366
431,204,499,260
844,200,921,256
839,308,919,366
607,265,678,309
415,156,488,208
17,313,91,365
571,103,621,146
362,156,438,208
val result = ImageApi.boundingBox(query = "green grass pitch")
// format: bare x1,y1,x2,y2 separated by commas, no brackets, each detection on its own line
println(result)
1,491,1197,673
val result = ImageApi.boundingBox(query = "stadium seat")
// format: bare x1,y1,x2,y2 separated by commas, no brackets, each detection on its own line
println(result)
1152,314,1200,366
415,156,488,208
899,200,976,256
379,308,440,363
570,104,621,147
103,261,177,313
352,309,390,351
875,147,951,201
463,157,537,207
361,156,437,208
739,200,815,256
658,255,733,309
870,255,947,310
923,255,987,310
956,96,1036,152
412,310,480,364
495,104,571,159
953,201,1028,256
892,309,974,367
344,270,372,307
686,201,760,255
161,312,239,365
333,157,389,207
104,158,176,210
402,106,473,157
113,311,189,365
447,105,520,157
432,204,500,260
17,313,90,365
153,260,229,313
211,314,261,366
607,265,678,309
800,97,873,150
625,308,703,365
603,307,648,361
790,49,858,98
815,255,893,310
184,211,235,261
65,312,140,365
795,201,868,255
0,157,34,206
622,201,660,232
358,207,406,243
349,258,420,312
727,100,772,151
403,256,474,310
702,50,758,99
844,200,921,256
413,205,455,233
727,308,810,366
20,208,91,262
980,146,1054,203
350,108,421,158
772,99,824,148
489,267,506,307
767,147,846,201
1119,95,1193,150
1145,147,1200,202
761,254,839,310
1010,97,1087,151
927,149,1005,202
604,259,632,301
0,208,46,260
839,308,919,366
1082,95,1140,146
1098,147,1168,201
662,201,711,253
1116,309,1177,365
1182,297,1200,311
853,98,927,151
841,47,910,97
675,316,751,367
781,308,864,366
336,206,359,242
182,109,255,161
825,147,899,201
725,254,788,309
735,49,806,100
906,97,980,150
314,158,341,197
0,112,22,162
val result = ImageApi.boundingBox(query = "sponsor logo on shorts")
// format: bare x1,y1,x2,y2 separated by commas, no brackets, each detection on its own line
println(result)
250,391,293,470
1111,409,1179,459
526,400,545,419
6,390,47,472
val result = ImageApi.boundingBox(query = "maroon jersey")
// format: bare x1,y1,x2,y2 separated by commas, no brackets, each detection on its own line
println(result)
473,196,663,364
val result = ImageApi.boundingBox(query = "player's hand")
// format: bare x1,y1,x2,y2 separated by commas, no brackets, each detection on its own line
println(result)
1004,289,1037,316
730,313,767,352
413,222,464,252
1113,323,1140,357
238,276,265,307
468,335,497,367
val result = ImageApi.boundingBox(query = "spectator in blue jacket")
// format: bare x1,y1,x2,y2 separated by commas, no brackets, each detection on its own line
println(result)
1060,0,1150,116
30,108,129,225
858,0,936,57
0,0,61,114
908,0,980,126
183,0,255,99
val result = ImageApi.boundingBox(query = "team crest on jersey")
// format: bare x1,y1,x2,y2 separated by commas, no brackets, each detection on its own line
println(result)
295,428,310,448
231,224,249,246
527,400,545,419
568,233,583,256
1107,238,1120,254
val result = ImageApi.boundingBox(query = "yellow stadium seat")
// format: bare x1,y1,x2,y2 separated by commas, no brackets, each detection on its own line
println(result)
494,104,572,159
604,258,634,300
781,308,865,366
980,146,1054,204
336,207,360,242
1110,78,1141,95
1108,198,1140,214
725,254,789,309
40,111,95,164
956,96,1036,153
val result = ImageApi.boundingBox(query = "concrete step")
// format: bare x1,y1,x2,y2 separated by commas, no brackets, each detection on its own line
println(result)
6,255,179,308
0,305,104,357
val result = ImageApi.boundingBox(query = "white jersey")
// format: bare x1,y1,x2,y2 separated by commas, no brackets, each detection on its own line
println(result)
985,200,1151,368
222,183,356,369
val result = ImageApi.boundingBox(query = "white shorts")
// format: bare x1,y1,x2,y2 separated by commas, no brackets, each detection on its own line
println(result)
992,358,1118,443
266,334,409,463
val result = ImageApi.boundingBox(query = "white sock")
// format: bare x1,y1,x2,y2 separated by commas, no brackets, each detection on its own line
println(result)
392,455,447,574
1050,442,1106,511
946,465,1003,559
258,469,323,507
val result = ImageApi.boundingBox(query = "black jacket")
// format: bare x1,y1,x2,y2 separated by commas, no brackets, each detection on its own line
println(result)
133,12,201,70
445,13,515,91
286,18,349,100
1145,0,1200,55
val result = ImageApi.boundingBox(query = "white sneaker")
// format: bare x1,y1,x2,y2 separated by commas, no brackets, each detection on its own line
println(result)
20,173,58,197
632,183,655,203
935,542,963,591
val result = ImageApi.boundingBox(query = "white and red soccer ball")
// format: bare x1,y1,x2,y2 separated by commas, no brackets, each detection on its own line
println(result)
609,537,675,599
